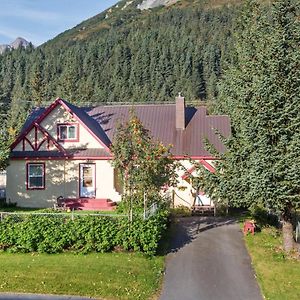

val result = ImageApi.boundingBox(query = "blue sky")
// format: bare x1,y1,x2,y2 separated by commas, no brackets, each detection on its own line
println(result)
0,0,119,46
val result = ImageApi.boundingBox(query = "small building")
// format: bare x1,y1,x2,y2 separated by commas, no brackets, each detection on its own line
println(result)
7,96,230,210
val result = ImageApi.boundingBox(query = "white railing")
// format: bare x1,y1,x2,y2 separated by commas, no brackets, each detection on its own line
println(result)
144,202,158,220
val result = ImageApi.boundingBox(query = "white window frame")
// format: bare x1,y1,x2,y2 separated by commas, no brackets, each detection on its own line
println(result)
57,124,78,141
27,163,45,190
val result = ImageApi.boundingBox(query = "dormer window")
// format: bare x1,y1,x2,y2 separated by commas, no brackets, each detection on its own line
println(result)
57,123,79,142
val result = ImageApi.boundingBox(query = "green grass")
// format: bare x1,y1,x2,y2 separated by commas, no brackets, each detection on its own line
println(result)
244,227,300,300
0,252,164,300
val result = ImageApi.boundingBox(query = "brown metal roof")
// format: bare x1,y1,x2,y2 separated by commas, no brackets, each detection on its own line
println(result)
17,101,231,158
84,104,231,157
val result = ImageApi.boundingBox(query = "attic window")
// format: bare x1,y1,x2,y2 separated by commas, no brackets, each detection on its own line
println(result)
57,123,79,142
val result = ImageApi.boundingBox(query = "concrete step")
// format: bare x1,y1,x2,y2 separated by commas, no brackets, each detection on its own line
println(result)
64,199,116,211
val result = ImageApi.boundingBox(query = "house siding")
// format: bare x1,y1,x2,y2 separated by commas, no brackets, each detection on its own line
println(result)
6,159,121,208
40,105,102,149
171,160,214,208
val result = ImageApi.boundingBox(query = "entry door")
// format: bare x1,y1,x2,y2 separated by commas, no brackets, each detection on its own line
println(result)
80,164,96,198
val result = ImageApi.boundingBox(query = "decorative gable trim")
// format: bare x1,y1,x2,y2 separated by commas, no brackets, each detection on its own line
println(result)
199,159,216,173
11,121,67,154
10,98,111,155
34,123,67,154
181,159,216,179
58,100,111,154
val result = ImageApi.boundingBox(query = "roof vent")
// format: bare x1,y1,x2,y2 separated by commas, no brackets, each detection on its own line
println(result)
176,93,185,130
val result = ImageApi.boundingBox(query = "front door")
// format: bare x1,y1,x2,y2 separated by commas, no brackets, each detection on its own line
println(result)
79,164,96,198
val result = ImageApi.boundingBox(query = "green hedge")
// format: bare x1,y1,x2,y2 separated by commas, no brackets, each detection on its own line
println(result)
0,210,169,255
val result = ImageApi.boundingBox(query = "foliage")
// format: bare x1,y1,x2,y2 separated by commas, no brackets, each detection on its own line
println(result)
111,112,177,209
195,0,300,251
249,204,279,229
0,1,238,121
0,210,169,255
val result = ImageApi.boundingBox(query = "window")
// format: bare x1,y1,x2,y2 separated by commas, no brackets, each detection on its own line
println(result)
27,163,45,190
57,124,78,141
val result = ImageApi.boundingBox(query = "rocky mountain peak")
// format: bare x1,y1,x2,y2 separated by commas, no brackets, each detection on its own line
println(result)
0,37,31,54
137,0,180,10
10,37,30,49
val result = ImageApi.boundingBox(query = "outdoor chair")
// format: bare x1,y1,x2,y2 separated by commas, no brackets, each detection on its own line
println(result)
54,196,67,210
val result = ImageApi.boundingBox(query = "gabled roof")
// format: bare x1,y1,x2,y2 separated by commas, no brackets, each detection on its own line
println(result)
12,99,231,158
60,100,111,150
84,104,230,157
11,98,111,154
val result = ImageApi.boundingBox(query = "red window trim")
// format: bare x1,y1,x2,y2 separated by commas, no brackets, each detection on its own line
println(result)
57,123,79,142
26,162,46,190
79,163,96,199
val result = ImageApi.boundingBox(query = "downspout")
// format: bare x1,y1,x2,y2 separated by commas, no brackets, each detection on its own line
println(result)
63,160,66,198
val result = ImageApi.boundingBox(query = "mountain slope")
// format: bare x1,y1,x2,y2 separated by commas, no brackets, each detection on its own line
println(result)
0,0,241,134
137,0,180,10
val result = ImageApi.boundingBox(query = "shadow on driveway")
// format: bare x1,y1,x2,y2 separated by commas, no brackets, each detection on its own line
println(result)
160,216,263,300
168,217,237,253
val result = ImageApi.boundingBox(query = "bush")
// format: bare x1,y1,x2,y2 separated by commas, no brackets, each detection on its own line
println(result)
250,204,279,228
0,210,169,255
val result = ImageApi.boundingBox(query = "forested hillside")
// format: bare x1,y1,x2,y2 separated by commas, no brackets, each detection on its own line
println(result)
0,0,240,137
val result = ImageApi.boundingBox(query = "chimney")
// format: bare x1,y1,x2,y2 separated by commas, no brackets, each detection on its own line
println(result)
176,93,185,130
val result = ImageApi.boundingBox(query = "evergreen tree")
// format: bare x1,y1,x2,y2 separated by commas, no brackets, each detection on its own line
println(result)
200,0,300,252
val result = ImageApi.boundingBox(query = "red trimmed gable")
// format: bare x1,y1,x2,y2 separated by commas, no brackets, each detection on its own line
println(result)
10,98,111,155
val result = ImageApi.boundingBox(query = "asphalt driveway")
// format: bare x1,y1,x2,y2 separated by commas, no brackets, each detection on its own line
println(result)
159,217,263,300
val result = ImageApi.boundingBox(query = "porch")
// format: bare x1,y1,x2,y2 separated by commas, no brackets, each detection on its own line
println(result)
62,198,117,211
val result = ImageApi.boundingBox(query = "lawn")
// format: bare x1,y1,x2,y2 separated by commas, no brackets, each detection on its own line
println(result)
0,252,164,300
244,227,300,300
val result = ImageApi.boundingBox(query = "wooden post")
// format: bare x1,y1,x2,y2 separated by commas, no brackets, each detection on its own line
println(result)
130,195,133,222
143,192,146,220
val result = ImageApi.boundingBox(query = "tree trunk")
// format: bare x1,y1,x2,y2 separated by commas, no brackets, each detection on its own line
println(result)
282,206,295,253
282,220,294,252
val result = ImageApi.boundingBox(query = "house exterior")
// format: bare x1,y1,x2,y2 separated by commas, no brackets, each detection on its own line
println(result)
0,171,6,199
7,96,230,209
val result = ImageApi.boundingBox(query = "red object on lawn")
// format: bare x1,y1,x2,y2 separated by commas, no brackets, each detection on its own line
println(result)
243,220,256,235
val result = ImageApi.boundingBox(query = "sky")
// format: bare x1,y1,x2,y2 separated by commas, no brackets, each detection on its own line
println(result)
0,0,119,46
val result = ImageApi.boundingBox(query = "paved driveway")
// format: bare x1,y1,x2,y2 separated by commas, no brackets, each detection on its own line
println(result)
159,217,263,300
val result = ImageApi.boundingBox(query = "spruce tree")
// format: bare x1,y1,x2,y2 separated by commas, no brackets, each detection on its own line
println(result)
201,0,300,252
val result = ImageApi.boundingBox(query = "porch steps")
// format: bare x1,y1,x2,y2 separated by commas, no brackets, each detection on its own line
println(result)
64,199,117,211
192,205,215,216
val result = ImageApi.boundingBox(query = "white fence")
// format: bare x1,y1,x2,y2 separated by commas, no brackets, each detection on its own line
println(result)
0,211,127,221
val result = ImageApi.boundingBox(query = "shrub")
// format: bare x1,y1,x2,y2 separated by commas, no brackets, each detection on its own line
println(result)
0,210,169,255
250,204,279,228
